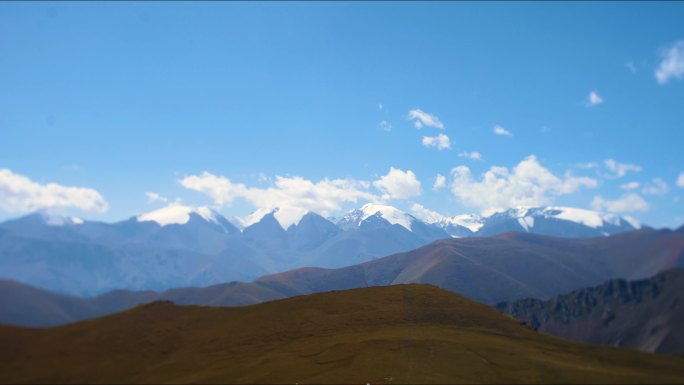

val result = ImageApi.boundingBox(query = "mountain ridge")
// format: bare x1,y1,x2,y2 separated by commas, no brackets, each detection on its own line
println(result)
496,268,684,354
0,204,654,296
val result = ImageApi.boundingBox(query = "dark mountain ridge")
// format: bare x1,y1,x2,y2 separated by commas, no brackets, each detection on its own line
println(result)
497,268,684,354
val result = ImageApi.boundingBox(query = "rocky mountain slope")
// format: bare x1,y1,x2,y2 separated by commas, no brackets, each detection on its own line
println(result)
497,269,684,354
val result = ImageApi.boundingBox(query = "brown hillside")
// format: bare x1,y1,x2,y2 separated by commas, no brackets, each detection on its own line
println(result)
1,285,683,384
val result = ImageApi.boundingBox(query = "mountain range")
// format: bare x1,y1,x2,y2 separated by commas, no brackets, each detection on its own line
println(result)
2,226,682,328
2,285,683,384
497,268,684,354
0,203,642,295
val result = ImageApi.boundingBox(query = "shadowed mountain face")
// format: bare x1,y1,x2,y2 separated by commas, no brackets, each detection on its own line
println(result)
497,269,684,354
0,280,158,327
2,228,683,328
1,285,683,384
256,228,684,305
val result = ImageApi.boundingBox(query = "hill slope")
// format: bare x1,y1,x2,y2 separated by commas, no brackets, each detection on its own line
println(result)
497,269,684,354
1,285,683,384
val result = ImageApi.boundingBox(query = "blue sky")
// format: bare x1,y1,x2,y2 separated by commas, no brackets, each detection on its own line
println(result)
1,2,683,228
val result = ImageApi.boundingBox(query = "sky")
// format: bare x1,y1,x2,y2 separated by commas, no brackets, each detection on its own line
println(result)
1,2,684,228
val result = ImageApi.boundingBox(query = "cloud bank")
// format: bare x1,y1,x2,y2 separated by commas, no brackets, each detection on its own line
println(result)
372,167,422,200
449,155,597,215
0,169,108,214
180,167,422,222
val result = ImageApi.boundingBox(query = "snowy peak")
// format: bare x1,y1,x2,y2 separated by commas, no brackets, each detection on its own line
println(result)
43,214,84,226
238,207,310,231
472,205,642,237
410,204,483,234
414,204,640,238
498,206,641,231
136,204,240,235
137,204,223,227
337,203,415,231
540,207,605,228
15,212,86,227
135,202,641,239
433,214,484,233
234,208,273,230
273,207,310,230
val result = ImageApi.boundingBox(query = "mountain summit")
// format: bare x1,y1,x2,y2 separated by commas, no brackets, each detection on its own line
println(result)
336,203,417,231
475,206,640,237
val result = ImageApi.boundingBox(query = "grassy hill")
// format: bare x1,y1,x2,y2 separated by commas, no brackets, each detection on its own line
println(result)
1,284,683,384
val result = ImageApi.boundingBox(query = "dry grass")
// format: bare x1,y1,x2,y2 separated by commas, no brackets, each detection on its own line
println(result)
1,284,683,384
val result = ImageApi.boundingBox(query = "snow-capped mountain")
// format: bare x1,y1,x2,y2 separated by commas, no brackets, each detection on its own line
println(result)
1,212,85,228
136,204,239,234
415,205,641,238
438,214,484,232
336,203,417,231
0,203,648,296
236,207,311,231
475,206,640,237
425,214,484,237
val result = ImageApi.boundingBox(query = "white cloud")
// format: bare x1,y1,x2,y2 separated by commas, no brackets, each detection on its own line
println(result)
493,125,512,136
642,178,669,196
678,173,684,188
591,193,650,213
180,172,378,219
576,162,599,170
373,167,422,200
407,109,444,129
181,168,424,217
422,133,451,150
378,103,383,110
449,155,598,215
458,151,482,160
626,62,637,74
0,168,108,214
620,182,640,191
252,177,378,215
433,174,446,191
655,40,684,84
604,159,642,179
378,120,392,132
587,91,604,106
179,172,250,206
145,192,168,204
411,203,447,223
